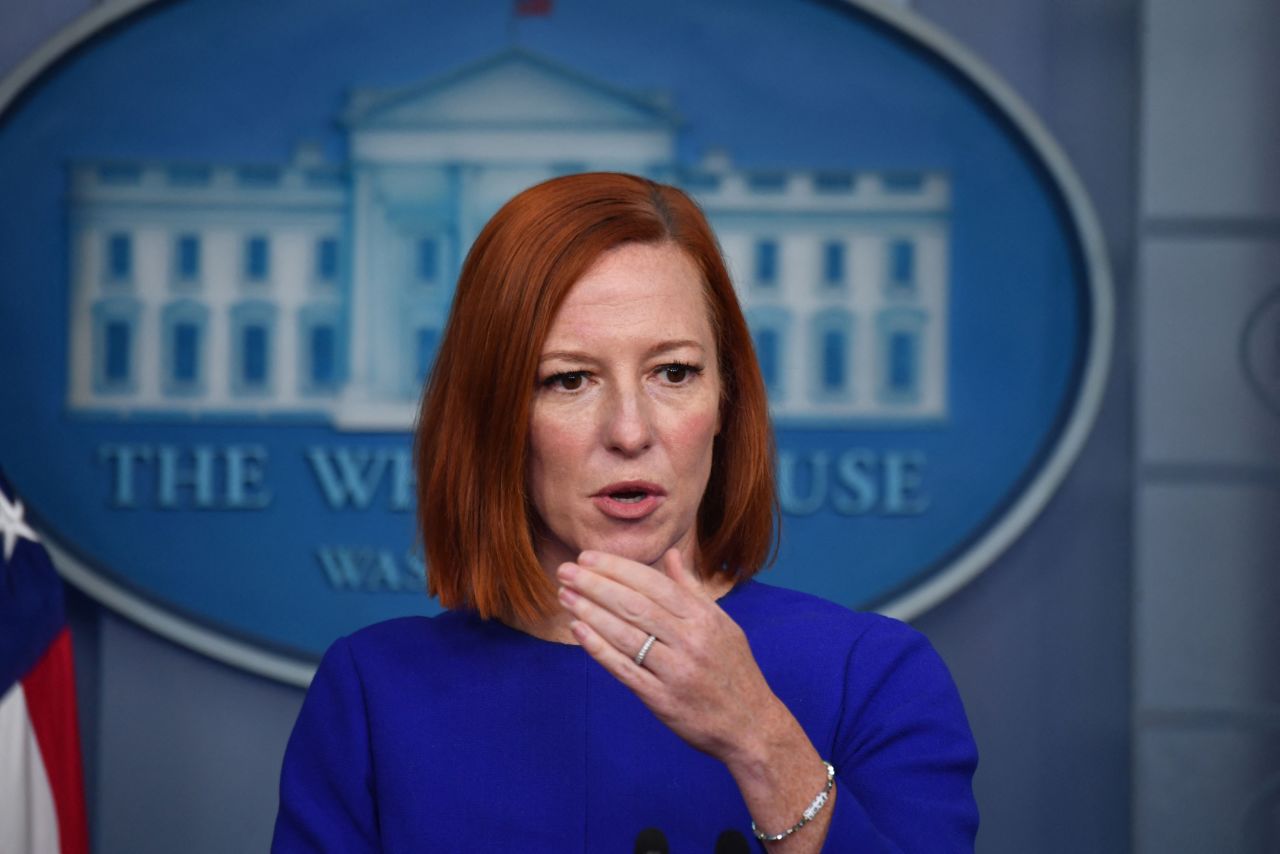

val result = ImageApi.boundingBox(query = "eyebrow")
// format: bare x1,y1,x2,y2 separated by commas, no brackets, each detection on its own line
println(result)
539,339,707,363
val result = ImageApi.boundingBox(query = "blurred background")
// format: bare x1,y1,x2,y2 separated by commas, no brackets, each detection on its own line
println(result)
1,0,1277,852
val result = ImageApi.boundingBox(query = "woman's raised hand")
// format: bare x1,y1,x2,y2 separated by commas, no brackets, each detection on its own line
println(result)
556,548,780,764
557,549,836,851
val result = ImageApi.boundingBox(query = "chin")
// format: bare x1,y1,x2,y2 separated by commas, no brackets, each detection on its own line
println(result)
585,531,672,567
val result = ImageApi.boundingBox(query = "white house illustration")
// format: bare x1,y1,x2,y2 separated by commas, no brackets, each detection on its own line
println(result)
66,49,949,430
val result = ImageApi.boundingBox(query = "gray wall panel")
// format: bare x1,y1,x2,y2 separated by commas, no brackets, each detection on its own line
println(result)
1135,728,1280,854
95,615,302,854
1140,238,1280,465
1135,1,1280,852
1137,482,1280,709
1141,0,1280,219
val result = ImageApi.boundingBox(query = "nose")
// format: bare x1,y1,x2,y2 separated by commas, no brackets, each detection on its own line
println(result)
601,380,653,456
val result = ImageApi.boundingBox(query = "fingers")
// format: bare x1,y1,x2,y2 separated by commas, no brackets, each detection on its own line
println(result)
557,561,686,642
577,550,698,618
660,547,701,591
558,584,668,676
557,562,659,629
569,618,663,698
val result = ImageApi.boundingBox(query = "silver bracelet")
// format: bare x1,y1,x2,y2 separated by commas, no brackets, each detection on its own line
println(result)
750,760,836,843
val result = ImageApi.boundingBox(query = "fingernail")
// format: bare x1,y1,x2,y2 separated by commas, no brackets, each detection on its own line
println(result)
558,586,577,605
578,551,599,566
557,563,577,582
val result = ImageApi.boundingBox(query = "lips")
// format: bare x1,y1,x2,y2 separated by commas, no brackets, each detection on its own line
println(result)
591,480,666,520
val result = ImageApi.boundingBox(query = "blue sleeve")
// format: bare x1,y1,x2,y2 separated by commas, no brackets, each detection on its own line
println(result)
272,637,380,853
819,619,979,853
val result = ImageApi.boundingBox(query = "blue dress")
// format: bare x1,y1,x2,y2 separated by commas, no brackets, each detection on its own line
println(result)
272,580,978,852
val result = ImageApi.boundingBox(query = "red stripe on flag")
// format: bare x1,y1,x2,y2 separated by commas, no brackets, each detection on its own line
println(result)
22,629,88,854
515,0,553,15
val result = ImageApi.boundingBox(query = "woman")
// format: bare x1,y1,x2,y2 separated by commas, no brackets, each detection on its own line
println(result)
273,173,978,852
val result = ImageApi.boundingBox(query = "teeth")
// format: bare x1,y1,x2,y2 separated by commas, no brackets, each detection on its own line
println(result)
612,491,646,503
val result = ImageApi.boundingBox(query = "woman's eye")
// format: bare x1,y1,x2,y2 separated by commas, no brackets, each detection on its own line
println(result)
661,363,699,384
544,372,586,391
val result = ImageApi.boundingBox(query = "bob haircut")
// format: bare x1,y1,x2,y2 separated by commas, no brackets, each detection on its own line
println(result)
415,172,777,627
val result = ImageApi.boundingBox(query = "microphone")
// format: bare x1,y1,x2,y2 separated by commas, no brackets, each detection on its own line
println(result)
714,829,752,854
633,827,669,854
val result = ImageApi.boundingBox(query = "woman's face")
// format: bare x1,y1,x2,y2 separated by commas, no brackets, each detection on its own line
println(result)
528,241,721,576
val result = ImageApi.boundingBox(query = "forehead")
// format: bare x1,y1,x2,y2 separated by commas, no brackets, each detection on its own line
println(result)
545,242,714,346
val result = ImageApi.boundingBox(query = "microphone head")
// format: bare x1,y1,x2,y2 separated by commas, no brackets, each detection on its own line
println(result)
633,827,670,854
714,828,752,854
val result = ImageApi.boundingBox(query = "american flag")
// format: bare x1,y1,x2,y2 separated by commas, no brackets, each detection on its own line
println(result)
0,470,88,854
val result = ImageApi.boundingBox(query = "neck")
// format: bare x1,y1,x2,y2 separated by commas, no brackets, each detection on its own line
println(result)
518,609,579,645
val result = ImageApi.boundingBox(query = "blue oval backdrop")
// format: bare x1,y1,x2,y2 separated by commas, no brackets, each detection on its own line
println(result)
0,0,1109,681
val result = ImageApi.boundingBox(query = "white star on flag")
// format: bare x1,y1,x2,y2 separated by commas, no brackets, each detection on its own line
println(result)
0,487,40,563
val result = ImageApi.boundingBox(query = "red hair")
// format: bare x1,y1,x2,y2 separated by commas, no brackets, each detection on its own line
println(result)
414,173,777,626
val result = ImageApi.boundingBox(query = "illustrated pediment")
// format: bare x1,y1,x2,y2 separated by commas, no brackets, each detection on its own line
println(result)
345,49,677,129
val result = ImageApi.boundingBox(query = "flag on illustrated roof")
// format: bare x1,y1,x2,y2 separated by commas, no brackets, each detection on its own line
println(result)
0,469,89,854
514,0,553,15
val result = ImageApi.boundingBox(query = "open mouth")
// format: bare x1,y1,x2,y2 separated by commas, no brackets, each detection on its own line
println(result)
592,482,666,519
